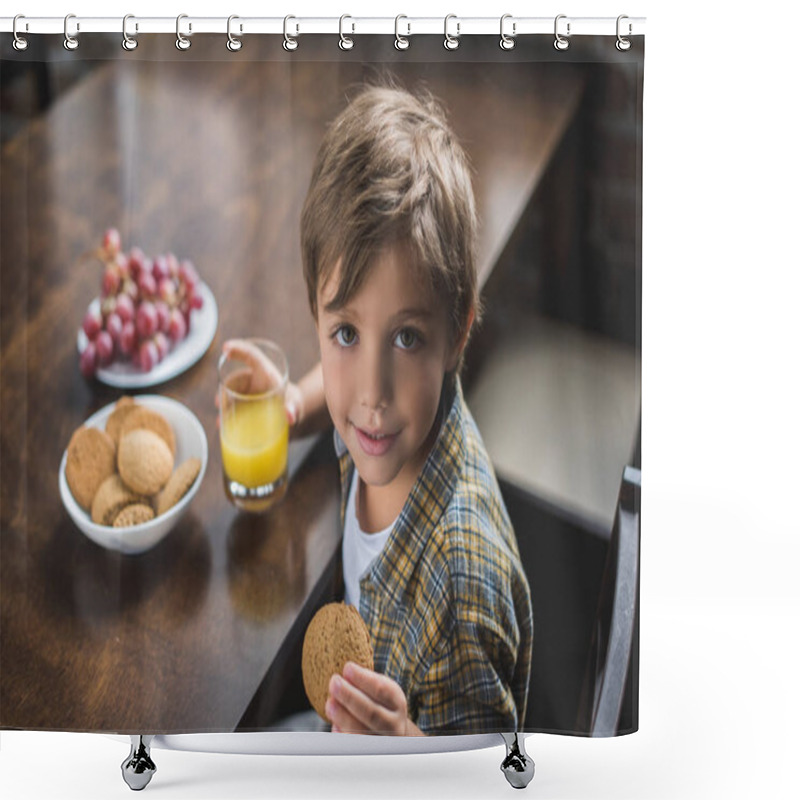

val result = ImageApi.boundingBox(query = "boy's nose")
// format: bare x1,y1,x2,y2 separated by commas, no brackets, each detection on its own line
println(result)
359,346,392,413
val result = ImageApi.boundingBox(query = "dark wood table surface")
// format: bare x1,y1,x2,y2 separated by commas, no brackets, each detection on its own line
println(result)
1,38,583,733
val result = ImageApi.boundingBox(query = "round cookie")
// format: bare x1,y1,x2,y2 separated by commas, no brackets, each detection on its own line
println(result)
65,426,117,511
118,428,174,495
91,473,148,526
113,504,155,528
104,396,138,447
156,457,202,516
119,406,176,456
302,602,374,722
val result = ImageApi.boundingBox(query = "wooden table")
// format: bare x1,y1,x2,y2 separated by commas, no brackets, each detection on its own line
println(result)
1,36,583,733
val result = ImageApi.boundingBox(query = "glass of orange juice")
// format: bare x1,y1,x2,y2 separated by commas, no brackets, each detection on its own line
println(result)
218,339,289,512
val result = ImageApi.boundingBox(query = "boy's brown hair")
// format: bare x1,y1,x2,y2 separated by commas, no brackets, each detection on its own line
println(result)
300,83,481,375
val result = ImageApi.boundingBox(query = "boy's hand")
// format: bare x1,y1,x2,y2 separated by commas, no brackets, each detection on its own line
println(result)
325,662,424,736
215,338,304,429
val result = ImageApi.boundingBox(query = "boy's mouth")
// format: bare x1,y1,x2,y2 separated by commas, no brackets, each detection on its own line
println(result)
354,426,399,457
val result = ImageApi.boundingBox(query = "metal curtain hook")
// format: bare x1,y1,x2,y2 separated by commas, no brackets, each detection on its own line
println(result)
176,14,191,50
227,15,242,51
64,13,79,51
554,14,570,51
283,15,298,51
395,15,410,50
339,14,354,50
12,14,29,51
122,14,138,51
444,14,460,51
500,14,516,50
616,14,632,51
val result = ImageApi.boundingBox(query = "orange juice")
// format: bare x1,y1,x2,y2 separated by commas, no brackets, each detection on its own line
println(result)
220,394,288,489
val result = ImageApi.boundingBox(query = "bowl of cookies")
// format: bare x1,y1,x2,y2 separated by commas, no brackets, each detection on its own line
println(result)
59,394,208,554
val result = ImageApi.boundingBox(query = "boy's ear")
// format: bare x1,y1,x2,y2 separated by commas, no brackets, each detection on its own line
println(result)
446,307,475,371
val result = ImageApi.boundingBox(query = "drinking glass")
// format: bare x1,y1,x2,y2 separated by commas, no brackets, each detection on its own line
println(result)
218,339,289,512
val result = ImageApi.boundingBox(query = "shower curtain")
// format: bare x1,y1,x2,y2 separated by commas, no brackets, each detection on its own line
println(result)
1,24,643,741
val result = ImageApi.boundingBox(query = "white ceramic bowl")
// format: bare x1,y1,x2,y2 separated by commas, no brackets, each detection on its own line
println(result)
59,395,208,554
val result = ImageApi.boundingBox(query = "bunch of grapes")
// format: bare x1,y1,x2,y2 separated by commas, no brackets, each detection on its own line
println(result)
80,228,204,378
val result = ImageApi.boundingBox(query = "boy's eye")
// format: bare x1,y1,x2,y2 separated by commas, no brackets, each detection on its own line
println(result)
395,328,421,350
334,325,357,347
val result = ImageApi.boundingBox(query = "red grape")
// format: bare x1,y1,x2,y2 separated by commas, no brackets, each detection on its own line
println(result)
82,309,102,341
138,340,159,372
103,228,121,256
154,301,170,333
100,296,117,320
178,260,198,292
115,294,135,324
137,269,157,299
189,291,204,311
105,312,123,344
158,278,177,304
152,255,169,282
129,247,145,279
122,279,139,303
167,308,187,342
153,332,170,361
116,251,130,278
96,331,114,366
120,321,137,356
101,265,120,297
167,253,179,278
136,301,158,339
80,342,98,377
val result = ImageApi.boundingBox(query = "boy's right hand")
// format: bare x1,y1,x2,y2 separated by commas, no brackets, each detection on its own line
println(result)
215,338,304,431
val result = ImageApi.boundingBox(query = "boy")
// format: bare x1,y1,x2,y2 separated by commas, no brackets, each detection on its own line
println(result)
223,84,532,735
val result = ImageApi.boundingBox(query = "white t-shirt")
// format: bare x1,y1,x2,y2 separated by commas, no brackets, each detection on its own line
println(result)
342,467,396,612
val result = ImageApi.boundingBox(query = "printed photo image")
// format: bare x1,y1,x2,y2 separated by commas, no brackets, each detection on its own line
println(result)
1,33,641,738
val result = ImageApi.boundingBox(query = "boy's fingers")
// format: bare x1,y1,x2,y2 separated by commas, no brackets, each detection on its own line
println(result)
326,698,367,735
341,662,400,711
222,339,284,393
221,366,254,396
329,674,395,733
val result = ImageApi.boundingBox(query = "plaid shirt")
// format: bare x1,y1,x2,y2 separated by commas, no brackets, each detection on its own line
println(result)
334,377,533,734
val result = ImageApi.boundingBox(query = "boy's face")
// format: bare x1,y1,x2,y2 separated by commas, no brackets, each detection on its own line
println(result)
316,245,462,490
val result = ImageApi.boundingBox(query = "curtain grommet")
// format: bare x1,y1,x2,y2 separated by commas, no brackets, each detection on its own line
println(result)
227,15,243,51
444,14,460,51
616,15,632,51
176,13,191,51
283,15,299,51
394,15,410,50
122,14,138,51
500,14,516,51
64,13,79,51
339,14,354,50
12,14,28,51
554,14,570,51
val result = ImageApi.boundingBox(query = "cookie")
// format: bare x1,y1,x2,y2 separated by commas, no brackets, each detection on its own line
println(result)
302,602,374,722
113,503,155,528
91,473,148,526
65,426,117,511
119,406,176,456
104,396,138,447
156,457,202,516
118,428,174,495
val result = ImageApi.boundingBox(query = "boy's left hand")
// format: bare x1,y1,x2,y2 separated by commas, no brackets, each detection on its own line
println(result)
325,662,424,736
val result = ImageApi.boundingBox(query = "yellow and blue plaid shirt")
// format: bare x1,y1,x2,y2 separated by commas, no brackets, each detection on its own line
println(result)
334,376,533,734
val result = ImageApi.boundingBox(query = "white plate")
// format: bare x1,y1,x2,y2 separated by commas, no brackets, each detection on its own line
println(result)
59,395,208,554
76,282,218,388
